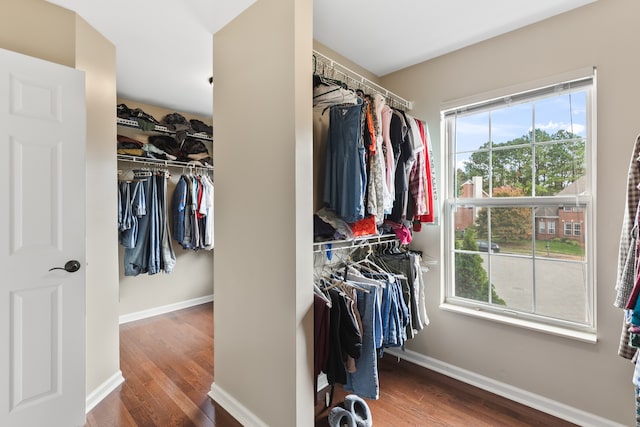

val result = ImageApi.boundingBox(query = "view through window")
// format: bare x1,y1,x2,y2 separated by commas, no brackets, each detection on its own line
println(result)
443,74,595,334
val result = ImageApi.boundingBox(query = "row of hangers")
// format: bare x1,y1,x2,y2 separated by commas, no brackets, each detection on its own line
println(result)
313,238,408,302
118,167,170,182
312,54,409,111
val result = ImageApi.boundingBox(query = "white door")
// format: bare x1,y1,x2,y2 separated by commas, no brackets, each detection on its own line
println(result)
0,48,86,427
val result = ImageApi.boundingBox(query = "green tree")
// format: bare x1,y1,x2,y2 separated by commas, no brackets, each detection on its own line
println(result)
455,228,506,305
475,186,531,243
459,129,585,196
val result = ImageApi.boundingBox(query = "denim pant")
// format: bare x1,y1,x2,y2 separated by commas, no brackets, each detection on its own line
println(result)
323,103,366,223
345,284,380,400
124,177,152,276
158,174,176,273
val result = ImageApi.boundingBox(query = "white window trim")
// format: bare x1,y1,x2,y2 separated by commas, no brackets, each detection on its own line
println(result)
441,68,597,339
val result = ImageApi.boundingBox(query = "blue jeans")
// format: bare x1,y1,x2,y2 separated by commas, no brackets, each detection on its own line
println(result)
119,181,146,249
323,103,366,223
345,285,380,400
124,177,152,276
158,174,176,273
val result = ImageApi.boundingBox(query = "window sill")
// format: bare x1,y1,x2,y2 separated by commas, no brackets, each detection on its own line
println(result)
439,302,597,344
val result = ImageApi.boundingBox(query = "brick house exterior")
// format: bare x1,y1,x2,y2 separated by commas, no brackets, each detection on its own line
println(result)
535,176,585,245
455,176,585,246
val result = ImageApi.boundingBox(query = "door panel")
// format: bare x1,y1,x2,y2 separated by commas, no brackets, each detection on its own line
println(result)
0,48,86,427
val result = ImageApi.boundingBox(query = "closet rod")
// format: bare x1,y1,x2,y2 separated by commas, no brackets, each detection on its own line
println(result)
313,234,398,254
117,154,213,171
312,49,413,111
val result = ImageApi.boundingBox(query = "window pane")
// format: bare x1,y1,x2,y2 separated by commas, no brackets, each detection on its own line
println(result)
535,204,586,262
487,206,533,256
454,252,492,303
535,92,587,139
535,259,588,323
491,146,533,196
456,153,489,197
455,113,489,152
490,102,532,145
535,140,586,196
490,256,533,311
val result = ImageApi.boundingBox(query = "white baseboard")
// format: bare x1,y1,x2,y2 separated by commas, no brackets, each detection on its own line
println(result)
385,348,625,427
85,370,125,413
119,294,214,324
209,382,268,427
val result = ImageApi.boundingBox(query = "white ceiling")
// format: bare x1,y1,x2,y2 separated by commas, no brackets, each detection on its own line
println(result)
47,0,595,118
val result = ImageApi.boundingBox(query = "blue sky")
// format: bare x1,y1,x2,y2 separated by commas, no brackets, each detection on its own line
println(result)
455,91,587,155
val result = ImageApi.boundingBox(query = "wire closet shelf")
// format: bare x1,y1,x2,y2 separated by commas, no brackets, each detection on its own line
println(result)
312,50,413,111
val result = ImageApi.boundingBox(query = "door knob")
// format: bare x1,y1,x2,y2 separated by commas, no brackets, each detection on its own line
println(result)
49,260,81,273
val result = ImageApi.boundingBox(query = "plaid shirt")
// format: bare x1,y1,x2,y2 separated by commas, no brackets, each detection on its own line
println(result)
615,135,640,308
616,135,640,360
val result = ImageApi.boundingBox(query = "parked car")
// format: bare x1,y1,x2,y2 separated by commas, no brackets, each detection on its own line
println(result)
477,240,500,253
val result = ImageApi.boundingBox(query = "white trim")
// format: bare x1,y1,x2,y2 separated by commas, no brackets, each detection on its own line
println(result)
440,303,597,343
119,295,214,324
385,349,624,427
85,370,125,413
441,66,595,112
209,382,268,427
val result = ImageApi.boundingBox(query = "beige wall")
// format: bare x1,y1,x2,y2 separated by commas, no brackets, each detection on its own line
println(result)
116,98,214,316
381,0,637,424
1,0,120,406
211,0,314,425
76,15,120,399
1,0,75,68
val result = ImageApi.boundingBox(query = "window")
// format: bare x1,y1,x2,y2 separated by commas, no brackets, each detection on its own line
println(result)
547,221,556,235
444,72,595,337
574,223,582,236
564,222,573,236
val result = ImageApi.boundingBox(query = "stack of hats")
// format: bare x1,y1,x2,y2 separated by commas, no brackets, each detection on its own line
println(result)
328,395,372,427
146,135,212,167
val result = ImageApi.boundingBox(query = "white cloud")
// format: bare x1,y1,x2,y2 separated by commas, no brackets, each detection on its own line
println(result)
534,121,585,135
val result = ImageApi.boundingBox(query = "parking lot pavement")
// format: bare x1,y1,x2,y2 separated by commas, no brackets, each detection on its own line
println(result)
483,255,587,323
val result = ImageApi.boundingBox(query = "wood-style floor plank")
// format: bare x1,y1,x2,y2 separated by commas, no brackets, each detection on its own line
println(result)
86,303,577,427
85,303,241,427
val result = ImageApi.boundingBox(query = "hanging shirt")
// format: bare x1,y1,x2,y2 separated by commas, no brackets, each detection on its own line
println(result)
201,174,215,250
172,175,190,248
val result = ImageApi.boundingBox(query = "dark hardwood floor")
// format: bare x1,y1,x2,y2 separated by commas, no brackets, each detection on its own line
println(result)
86,303,576,427
85,303,240,427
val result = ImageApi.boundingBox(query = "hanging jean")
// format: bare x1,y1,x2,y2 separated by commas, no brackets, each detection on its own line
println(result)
323,103,366,223
147,174,162,275
119,180,146,249
344,284,380,400
158,173,176,273
124,177,152,276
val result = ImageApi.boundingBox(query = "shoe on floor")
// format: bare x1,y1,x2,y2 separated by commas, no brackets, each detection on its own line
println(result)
328,406,357,427
343,394,372,427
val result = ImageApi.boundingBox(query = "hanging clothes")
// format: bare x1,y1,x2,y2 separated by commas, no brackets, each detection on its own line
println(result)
323,102,367,223
172,172,214,251
120,169,175,276
313,241,429,402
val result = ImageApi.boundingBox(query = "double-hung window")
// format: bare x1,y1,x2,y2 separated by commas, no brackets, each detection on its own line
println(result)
442,71,596,339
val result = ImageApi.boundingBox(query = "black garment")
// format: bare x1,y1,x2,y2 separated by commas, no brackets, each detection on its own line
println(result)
325,289,362,386
388,111,411,223
314,214,336,241
190,119,213,136
148,135,180,157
